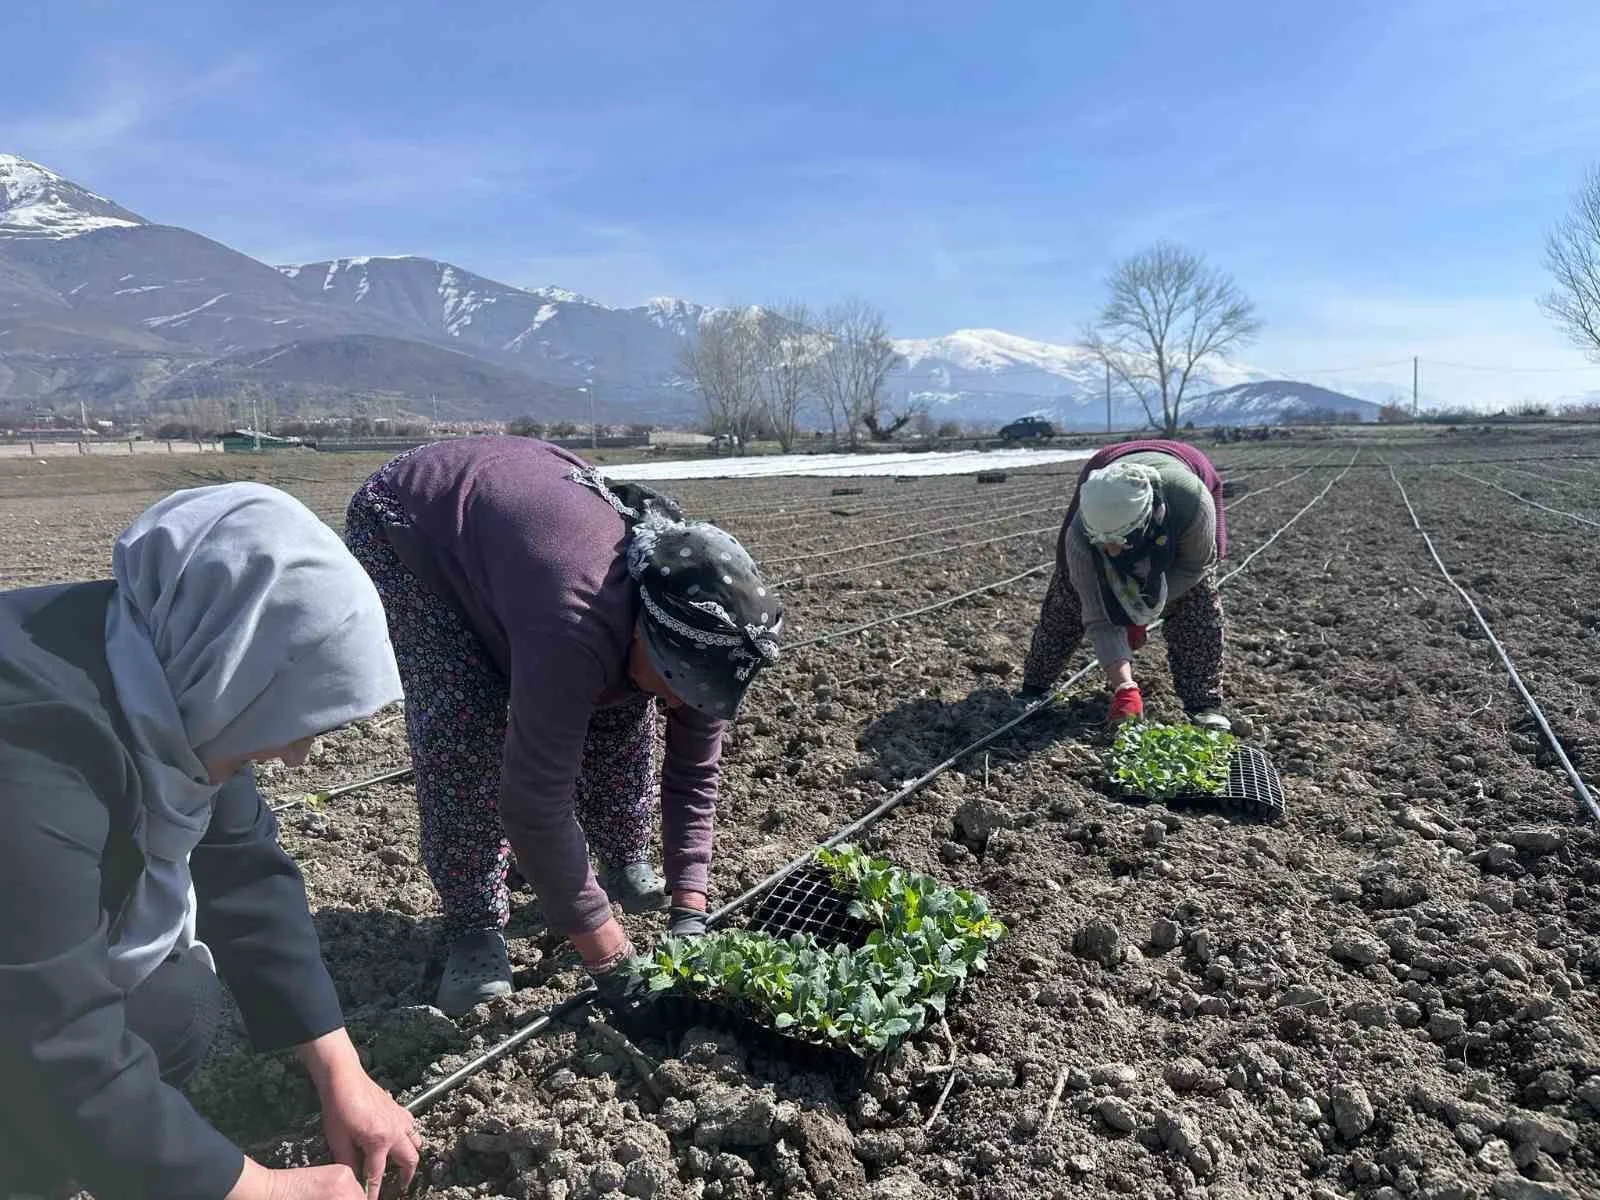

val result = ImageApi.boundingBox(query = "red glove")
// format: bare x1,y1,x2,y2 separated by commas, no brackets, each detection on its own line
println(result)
1108,682,1144,724
1126,624,1147,652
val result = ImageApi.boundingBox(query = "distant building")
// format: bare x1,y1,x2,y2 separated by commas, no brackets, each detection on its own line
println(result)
220,429,304,453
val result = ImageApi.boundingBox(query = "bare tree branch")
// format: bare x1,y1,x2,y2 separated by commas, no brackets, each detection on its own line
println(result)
1540,167,1600,363
811,299,902,446
678,307,765,446
755,302,815,452
1082,242,1261,435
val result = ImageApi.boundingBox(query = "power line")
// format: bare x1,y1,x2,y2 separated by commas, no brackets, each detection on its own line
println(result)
1422,359,1600,375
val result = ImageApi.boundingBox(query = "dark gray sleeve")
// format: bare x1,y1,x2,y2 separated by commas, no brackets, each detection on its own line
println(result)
191,768,346,1052
0,741,245,1200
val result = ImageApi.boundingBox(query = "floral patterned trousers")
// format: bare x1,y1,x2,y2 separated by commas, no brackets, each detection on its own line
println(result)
1022,565,1226,713
346,477,658,938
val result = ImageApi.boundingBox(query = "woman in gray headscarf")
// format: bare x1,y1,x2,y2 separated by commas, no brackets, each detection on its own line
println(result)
0,483,419,1200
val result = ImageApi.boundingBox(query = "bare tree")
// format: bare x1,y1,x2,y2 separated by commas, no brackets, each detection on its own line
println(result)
1539,167,1600,362
810,299,902,447
862,392,928,442
755,302,814,452
1083,242,1261,437
679,308,764,447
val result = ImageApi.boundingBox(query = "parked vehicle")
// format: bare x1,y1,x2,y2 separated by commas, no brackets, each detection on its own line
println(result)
998,416,1056,441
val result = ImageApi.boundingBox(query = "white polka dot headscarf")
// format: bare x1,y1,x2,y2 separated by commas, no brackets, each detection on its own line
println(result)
569,467,783,720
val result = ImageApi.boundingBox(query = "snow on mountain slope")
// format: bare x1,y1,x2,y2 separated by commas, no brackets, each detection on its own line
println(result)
277,255,715,394
895,328,1099,376
884,327,1282,427
0,154,1375,427
0,155,148,238
1185,380,1381,424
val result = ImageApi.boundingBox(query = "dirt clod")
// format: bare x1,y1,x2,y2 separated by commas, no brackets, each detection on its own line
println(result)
1330,1082,1375,1140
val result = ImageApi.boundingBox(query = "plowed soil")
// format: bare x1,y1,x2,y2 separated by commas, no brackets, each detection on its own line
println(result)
7,433,1598,1200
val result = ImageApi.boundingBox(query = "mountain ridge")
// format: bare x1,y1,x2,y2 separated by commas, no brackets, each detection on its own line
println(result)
0,154,1374,429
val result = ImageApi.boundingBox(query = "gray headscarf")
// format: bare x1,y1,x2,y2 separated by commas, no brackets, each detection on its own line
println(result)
103,482,402,990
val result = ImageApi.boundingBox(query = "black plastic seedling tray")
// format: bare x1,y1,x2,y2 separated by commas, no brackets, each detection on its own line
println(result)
621,991,889,1085
618,866,899,1083
743,865,874,947
1116,742,1285,821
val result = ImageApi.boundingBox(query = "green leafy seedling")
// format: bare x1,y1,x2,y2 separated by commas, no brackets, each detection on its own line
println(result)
626,843,1006,1056
1105,721,1236,801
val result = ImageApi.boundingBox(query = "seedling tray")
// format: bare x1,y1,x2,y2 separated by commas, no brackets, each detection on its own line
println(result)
618,991,888,1086
742,865,874,946
1116,742,1285,821
619,866,915,1082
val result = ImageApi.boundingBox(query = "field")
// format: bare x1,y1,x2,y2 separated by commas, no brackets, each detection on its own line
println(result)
5,430,1598,1200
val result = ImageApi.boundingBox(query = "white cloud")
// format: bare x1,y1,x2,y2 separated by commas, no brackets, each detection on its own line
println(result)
10,51,264,161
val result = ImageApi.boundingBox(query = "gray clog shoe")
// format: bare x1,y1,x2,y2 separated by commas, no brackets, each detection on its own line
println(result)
599,861,668,914
437,928,513,1017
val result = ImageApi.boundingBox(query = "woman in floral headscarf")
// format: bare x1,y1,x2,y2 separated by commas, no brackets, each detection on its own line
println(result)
1019,439,1230,729
346,437,782,1015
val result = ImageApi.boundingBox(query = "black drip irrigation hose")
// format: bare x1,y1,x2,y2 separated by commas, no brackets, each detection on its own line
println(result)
1443,466,1600,530
787,563,1052,652
1218,454,1358,586
776,525,1057,589
749,493,1063,562
1388,466,1600,823
740,480,1064,542
762,499,1068,567
271,765,415,813
404,989,598,1115
389,446,1358,1119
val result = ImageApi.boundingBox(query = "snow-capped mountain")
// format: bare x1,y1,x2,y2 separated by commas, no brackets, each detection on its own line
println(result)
1183,380,1381,424
0,154,148,238
276,255,711,402
884,327,1276,429
0,154,1374,428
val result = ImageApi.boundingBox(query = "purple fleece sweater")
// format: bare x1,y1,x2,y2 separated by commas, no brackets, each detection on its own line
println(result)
378,437,723,935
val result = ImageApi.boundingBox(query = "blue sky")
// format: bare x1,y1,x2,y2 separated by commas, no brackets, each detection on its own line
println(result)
8,0,1600,405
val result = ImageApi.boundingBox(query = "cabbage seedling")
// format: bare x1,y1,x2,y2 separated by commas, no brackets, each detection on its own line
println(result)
1105,721,1235,801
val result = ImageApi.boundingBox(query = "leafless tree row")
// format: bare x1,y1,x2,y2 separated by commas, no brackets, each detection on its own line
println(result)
678,299,908,449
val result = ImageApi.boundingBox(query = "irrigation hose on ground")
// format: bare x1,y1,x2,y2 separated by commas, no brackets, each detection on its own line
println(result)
389,453,1360,1118
1443,466,1600,530
1388,466,1600,823
275,764,415,812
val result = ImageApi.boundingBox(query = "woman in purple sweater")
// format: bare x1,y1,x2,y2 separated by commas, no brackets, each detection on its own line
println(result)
346,437,782,1014
1019,439,1229,728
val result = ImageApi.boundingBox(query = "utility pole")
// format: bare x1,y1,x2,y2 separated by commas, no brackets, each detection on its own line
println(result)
251,394,260,451
1104,362,1112,434
1413,356,1419,418
589,383,598,449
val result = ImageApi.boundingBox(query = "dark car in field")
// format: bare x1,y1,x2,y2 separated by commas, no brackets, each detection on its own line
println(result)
998,416,1056,441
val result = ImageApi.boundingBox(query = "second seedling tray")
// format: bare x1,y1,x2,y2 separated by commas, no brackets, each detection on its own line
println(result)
619,865,897,1083
1115,742,1286,821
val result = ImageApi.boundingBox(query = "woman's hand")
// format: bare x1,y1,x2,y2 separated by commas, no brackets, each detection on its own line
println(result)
296,1030,421,1200
571,917,631,968
668,889,709,937
1107,681,1144,725
226,1158,366,1200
